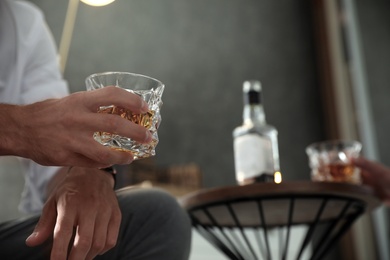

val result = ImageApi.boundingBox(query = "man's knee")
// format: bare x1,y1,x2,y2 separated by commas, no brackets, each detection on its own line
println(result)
116,187,191,232
114,187,192,259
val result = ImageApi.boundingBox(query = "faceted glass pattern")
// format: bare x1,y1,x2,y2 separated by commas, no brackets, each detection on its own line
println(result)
86,72,164,160
306,140,362,184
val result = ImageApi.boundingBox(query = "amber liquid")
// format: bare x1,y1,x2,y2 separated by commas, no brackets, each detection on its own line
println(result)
98,105,154,129
326,163,355,182
95,105,157,158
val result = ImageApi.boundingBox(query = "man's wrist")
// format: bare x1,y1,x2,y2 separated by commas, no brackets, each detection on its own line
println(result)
67,166,117,188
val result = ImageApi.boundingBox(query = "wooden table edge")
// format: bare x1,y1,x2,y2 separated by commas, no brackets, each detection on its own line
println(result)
179,181,381,212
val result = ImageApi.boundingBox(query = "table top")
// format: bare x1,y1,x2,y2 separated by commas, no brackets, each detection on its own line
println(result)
179,181,381,227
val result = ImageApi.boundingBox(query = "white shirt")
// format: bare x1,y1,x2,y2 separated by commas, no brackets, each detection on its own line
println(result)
0,0,69,213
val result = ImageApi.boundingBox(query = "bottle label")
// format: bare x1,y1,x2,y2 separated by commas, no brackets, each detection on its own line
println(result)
234,134,274,183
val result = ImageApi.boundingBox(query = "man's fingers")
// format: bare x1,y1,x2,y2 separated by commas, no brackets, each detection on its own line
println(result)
353,157,389,177
50,208,76,260
72,139,134,166
355,157,390,203
68,213,97,260
84,112,153,143
83,86,149,113
100,208,122,255
59,146,133,168
25,200,56,247
360,170,375,187
85,209,115,259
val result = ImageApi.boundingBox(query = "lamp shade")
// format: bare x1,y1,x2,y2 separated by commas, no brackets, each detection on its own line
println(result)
80,0,115,6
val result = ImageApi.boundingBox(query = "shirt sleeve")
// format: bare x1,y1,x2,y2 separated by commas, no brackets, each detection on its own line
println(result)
18,158,61,214
18,2,69,104
11,1,70,213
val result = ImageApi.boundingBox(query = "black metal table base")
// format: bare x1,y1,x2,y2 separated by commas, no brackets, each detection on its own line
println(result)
189,194,365,260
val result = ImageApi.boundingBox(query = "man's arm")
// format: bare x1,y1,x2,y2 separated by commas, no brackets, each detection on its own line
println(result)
45,167,115,199
353,157,390,206
26,166,121,260
0,104,26,156
0,87,152,168
2,2,151,169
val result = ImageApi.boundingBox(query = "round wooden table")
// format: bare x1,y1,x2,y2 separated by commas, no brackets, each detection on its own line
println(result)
179,181,380,260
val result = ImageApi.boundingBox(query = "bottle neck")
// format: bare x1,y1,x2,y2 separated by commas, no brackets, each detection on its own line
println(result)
243,103,266,125
242,80,265,125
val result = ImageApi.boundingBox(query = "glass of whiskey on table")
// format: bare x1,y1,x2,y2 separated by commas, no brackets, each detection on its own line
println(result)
86,72,164,160
306,140,362,184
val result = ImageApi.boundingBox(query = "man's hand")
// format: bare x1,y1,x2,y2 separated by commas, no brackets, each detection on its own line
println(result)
25,167,122,260
0,86,152,168
353,157,390,206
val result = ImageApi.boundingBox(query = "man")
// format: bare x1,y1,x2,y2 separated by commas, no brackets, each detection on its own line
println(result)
0,1,192,259
353,157,390,206
0,86,151,168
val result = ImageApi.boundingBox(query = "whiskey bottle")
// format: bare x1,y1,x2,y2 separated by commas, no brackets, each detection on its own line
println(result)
233,80,281,185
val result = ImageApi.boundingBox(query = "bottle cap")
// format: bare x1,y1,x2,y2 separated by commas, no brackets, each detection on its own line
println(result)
243,80,262,104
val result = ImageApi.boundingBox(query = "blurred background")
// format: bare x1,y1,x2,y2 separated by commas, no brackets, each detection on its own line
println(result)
0,0,389,259
38,0,325,186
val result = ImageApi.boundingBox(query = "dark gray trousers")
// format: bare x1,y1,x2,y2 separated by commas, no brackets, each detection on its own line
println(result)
0,187,192,259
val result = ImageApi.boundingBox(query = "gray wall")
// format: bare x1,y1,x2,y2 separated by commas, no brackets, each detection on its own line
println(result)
356,0,390,166
355,0,390,253
30,0,325,187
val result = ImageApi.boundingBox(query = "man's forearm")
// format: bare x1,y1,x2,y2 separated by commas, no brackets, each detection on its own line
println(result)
0,103,26,156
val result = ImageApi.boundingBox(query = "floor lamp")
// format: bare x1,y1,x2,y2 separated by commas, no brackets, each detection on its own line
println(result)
59,0,116,73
